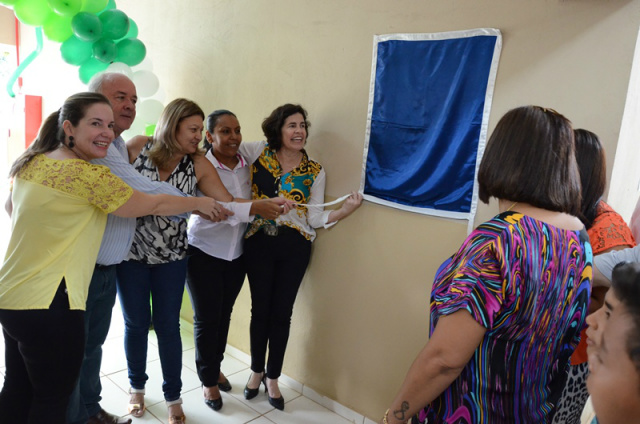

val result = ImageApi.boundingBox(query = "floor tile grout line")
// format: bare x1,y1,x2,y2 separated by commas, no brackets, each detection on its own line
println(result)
180,320,368,424
103,305,368,423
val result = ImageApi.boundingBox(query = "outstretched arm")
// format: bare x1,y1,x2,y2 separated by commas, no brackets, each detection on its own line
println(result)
327,192,363,224
380,310,485,424
111,189,221,220
195,154,295,221
193,154,234,202
94,141,185,197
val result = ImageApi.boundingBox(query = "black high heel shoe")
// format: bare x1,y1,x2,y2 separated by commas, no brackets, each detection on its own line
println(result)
244,371,265,400
203,385,223,411
218,372,232,392
218,378,232,392
264,375,285,411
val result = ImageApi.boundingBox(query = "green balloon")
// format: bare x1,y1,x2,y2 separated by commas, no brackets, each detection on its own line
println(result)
43,12,73,42
0,0,19,5
14,0,53,26
121,18,138,40
99,9,129,40
145,124,156,137
79,56,109,84
60,35,93,65
47,0,82,16
92,37,116,63
115,38,145,66
98,0,115,13
80,0,107,14
72,12,102,41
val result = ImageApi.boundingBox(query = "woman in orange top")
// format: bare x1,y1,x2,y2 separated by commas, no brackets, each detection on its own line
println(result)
552,129,635,424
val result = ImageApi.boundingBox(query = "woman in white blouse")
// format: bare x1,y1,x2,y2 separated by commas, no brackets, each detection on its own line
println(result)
186,110,288,413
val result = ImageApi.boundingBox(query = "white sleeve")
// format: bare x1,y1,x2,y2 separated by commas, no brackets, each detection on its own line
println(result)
306,169,335,229
594,245,640,281
238,140,267,164
218,201,253,224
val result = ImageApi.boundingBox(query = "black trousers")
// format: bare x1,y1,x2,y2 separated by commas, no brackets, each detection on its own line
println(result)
244,229,312,379
0,281,85,424
186,245,246,387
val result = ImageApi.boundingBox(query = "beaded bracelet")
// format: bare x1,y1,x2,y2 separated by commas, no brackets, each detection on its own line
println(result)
383,408,411,424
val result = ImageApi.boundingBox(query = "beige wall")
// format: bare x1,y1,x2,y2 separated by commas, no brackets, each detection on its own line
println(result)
8,0,640,420
0,7,14,45
118,0,640,419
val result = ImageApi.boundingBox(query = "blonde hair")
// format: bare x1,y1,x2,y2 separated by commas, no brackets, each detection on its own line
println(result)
149,98,205,168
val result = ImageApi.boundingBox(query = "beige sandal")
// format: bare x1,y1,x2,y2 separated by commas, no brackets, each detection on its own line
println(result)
127,390,146,418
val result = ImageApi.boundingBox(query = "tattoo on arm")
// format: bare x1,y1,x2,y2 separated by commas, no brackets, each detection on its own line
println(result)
393,401,410,421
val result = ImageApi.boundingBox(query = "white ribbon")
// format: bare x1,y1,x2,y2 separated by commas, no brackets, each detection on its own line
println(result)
291,192,357,208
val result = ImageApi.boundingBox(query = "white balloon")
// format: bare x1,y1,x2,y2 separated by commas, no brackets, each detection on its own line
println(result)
105,62,134,79
136,99,165,126
149,86,167,103
132,70,159,98
134,56,154,72
120,119,146,141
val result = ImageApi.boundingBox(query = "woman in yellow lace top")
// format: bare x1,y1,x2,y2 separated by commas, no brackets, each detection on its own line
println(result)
0,92,221,424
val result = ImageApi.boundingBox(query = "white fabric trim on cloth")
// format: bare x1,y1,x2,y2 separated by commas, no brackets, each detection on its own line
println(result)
359,28,502,235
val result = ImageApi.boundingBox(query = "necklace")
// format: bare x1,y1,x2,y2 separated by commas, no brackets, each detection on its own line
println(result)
506,201,518,212
276,150,302,173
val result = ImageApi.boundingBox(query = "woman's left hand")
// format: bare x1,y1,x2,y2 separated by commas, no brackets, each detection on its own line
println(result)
326,191,364,224
342,191,363,215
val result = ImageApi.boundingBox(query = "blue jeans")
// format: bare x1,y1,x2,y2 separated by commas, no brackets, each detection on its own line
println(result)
67,264,118,424
116,259,187,402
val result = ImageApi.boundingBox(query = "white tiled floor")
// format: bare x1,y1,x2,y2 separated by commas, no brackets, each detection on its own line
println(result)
0,296,373,423
106,298,373,423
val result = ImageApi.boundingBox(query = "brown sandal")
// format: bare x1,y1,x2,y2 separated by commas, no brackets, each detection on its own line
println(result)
169,414,186,424
127,390,145,418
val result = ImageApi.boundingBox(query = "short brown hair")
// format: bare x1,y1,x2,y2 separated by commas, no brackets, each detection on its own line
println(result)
261,104,310,150
478,106,581,215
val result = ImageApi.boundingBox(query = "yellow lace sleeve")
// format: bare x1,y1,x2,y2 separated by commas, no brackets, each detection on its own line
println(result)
18,155,133,214
82,165,133,213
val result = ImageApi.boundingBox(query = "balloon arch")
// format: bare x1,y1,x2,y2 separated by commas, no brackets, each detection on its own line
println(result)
2,0,164,137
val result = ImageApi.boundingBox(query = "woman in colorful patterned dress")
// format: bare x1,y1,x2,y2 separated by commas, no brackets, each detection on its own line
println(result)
117,99,288,424
551,129,635,424
241,104,363,410
380,106,592,424
0,92,220,424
